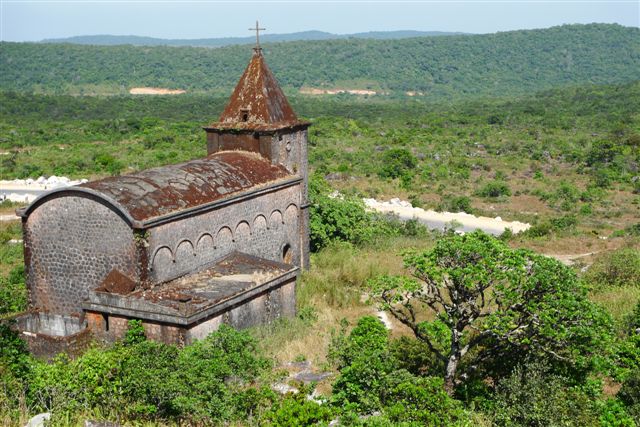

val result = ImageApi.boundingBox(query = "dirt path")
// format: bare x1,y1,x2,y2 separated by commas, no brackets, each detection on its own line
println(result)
129,87,186,95
300,88,377,95
546,252,599,266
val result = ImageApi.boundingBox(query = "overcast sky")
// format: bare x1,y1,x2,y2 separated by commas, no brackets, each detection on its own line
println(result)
1,0,638,42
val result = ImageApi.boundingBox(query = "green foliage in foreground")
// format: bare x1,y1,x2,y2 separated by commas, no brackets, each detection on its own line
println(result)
309,175,381,252
2,234,640,425
368,231,615,394
0,265,26,316
492,361,635,427
330,316,472,425
4,324,275,424
0,222,26,318
620,369,640,424
328,315,634,426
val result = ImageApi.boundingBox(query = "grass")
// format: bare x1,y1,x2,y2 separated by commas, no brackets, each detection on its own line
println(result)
253,229,640,372
0,220,22,277
590,286,640,325
251,235,435,367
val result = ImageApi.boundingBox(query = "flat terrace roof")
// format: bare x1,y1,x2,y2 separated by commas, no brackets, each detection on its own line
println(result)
83,252,299,325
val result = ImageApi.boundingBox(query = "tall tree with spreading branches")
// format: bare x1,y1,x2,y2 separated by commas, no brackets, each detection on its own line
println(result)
368,231,613,395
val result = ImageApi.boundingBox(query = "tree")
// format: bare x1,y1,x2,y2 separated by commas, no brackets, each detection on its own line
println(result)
308,175,382,251
378,148,418,180
368,231,613,395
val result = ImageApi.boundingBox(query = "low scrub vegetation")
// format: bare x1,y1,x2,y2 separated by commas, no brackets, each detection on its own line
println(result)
1,75,639,425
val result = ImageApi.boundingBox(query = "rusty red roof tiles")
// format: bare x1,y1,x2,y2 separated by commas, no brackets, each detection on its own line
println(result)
206,50,308,131
96,269,136,294
80,151,292,222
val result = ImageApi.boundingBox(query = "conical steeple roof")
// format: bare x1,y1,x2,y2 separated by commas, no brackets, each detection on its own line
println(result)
208,49,307,131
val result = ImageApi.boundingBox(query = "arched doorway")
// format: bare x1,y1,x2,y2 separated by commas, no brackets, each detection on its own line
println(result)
282,244,293,264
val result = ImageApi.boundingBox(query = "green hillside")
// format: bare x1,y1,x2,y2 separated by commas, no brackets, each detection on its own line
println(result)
40,30,465,47
1,24,638,98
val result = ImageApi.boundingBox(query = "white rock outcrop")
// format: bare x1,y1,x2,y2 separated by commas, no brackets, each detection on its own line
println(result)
1,176,88,204
364,198,530,236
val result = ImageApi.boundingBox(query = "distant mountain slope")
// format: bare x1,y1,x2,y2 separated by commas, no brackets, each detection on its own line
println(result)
2,24,638,99
41,30,466,47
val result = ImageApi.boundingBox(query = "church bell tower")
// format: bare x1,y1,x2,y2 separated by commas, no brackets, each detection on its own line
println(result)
203,22,311,268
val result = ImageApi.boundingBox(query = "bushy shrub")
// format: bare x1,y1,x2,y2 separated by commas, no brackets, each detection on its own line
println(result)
0,265,27,315
384,376,470,426
624,224,640,237
330,317,470,424
330,317,393,412
93,153,124,175
309,175,422,251
378,148,418,179
584,248,640,288
586,139,620,168
550,214,578,230
437,194,473,214
309,175,381,251
0,321,30,380
537,181,581,211
619,369,640,423
592,168,614,188
262,391,333,426
395,218,429,237
626,303,640,335
0,362,27,424
524,214,578,238
555,181,580,203
27,325,271,424
524,221,553,238
390,336,441,377
0,322,31,424
598,398,636,427
476,180,511,198
124,319,146,345
491,362,599,426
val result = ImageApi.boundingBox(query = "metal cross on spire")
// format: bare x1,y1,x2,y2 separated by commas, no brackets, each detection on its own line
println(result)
249,21,266,51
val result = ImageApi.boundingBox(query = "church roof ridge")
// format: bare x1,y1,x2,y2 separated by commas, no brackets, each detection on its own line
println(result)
79,150,294,222
20,151,297,225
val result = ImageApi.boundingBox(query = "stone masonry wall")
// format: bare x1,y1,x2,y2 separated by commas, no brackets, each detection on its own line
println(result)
148,184,303,283
206,128,310,270
88,277,296,346
18,326,92,360
24,194,137,315
186,278,296,344
272,129,309,268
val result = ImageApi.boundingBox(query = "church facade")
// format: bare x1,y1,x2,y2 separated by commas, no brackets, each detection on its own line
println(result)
16,44,310,352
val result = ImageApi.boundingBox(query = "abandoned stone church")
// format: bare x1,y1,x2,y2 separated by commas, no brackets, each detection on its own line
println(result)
15,44,310,356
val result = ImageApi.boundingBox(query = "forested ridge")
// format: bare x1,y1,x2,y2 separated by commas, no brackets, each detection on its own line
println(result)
40,30,466,47
1,23,638,97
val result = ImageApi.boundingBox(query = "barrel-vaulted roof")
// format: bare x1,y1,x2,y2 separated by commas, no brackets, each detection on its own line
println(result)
20,151,296,227
80,151,292,223
206,50,309,132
